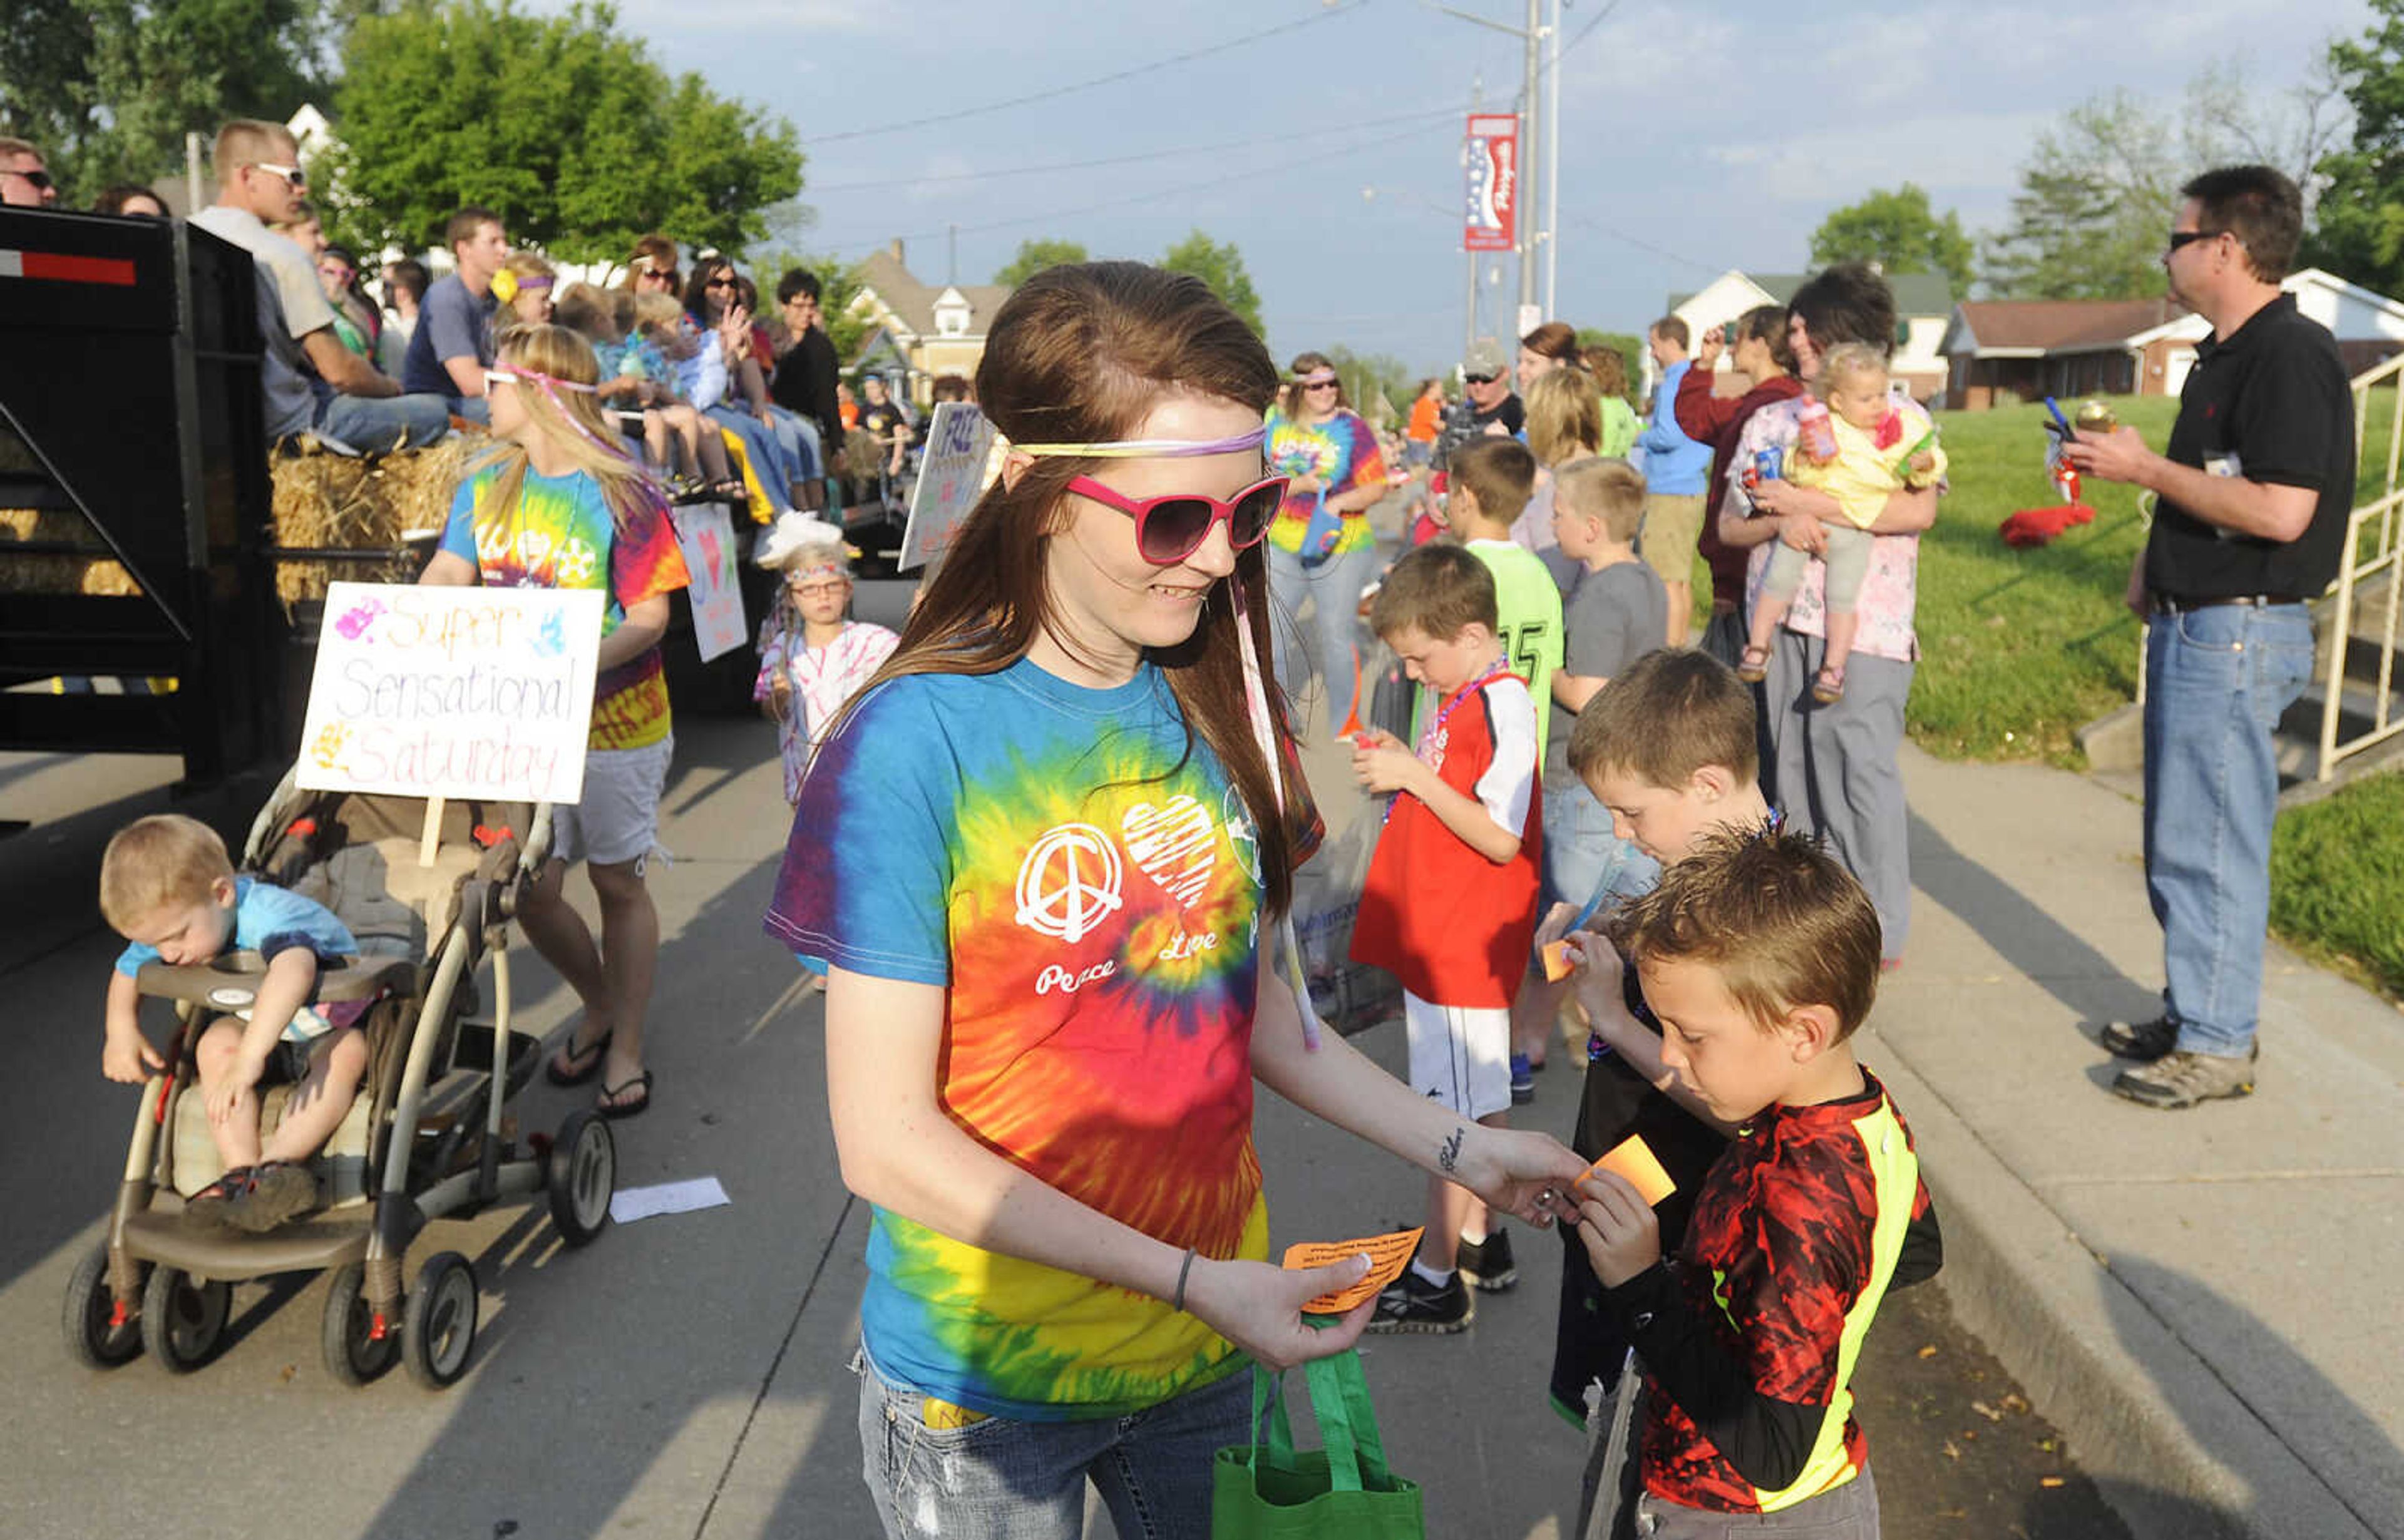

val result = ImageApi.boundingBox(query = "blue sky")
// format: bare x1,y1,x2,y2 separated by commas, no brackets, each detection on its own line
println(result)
575,0,2374,372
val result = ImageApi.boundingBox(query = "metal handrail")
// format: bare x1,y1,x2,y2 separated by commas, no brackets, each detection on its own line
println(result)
2321,359,2404,779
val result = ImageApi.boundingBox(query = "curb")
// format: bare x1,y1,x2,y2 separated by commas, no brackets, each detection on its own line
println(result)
1862,1032,2377,1540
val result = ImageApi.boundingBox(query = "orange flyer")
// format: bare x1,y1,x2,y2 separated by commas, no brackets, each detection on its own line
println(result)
1580,1134,1677,1207
1541,937,1582,982
1282,1227,1424,1315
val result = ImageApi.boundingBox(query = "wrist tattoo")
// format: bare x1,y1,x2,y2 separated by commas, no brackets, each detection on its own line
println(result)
1437,1126,1464,1174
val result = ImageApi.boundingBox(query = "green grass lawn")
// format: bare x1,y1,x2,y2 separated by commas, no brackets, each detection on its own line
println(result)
1914,388,2404,999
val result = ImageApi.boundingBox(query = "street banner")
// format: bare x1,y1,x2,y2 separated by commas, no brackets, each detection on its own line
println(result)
1464,113,1520,254
667,501,747,662
900,400,999,572
296,580,604,804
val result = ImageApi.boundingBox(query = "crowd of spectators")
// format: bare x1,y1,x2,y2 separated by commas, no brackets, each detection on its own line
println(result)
4,123,906,523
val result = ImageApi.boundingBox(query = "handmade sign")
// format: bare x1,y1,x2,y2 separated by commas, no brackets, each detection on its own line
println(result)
898,401,997,572
1580,1134,1677,1208
1282,1228,1425,1315
669,501,746,662
295,580,604,804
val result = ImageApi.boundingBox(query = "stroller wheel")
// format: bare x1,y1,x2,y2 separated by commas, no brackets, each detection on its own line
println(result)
63,1242,145,1369
404,1251,478,1390
140,1265,231,1374
321,1261,401,1387
547,1109,616,1248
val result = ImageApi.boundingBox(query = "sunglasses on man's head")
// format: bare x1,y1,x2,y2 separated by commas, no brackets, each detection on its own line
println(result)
1069,475,1288,565
4,167,53,190
1462,371,1499,385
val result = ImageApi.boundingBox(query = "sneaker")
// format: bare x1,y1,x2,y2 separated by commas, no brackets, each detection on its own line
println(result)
1365,1268,1472,1334
1456,1230,1518,1293
227,1161,319,1232
2111,1046,2258,1109
1509,1054,1536,1105
182,1166,255,1229
2099,1014,2178,1061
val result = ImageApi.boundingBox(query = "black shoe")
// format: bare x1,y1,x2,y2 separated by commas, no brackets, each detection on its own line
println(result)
182,1166,255,1229
2100,1014,2178,1061
1456,1230,1518,1292
1364,1268,1472,1334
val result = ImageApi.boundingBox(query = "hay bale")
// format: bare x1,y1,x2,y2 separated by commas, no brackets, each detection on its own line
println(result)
0,506,139,596
271,433,488,609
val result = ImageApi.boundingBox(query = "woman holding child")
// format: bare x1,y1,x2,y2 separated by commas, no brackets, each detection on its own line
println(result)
764,263,1585,1539
1715,263,1936,967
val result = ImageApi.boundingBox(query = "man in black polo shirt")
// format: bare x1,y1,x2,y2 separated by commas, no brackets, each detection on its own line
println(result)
2066,165,2352,1109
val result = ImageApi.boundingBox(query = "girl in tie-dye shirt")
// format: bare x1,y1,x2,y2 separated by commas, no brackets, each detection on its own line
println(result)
764,262,1585,1540
423,322,687,1121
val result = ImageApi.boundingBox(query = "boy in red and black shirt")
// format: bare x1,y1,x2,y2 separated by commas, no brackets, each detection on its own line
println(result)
1574,829,1940,1536
1350,541,1543,1332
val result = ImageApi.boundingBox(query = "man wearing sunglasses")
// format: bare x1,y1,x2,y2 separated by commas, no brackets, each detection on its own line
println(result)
2064,165,2354,1111
192,119,449,451
401,204,511,425
1432,337,1524,473
0,138,59,207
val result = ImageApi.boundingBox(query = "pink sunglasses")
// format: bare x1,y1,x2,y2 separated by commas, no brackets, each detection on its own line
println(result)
1068,475,1289,565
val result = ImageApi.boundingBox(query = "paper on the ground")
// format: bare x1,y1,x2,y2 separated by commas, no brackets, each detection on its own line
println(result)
609,1175,731,1224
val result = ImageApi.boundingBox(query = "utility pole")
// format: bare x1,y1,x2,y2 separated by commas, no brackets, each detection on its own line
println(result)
1463,76,1482,360
1541,0,1561,319
1435,3,1552,335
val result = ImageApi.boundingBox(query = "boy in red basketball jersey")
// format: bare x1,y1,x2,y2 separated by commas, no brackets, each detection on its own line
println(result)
1350,542,1543,1332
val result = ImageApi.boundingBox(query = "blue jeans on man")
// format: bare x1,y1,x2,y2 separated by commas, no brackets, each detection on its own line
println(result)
2140,602,2316,1058
316,391,453,451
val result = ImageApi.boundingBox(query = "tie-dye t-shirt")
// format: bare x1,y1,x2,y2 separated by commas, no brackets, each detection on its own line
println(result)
440,462,689,750
763,657,1270,1421
1263,408,1385,557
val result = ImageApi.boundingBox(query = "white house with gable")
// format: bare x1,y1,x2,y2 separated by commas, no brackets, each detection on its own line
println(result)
1651,268,1953,404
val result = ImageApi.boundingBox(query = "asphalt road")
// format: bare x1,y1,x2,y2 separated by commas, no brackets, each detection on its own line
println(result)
0,587,2134,1536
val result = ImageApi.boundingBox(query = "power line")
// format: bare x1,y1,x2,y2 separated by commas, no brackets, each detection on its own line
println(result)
808,106,1459,194
1555,208,1722,275
805,1,1373,146
1546,0,1624,74
821,115,1461,257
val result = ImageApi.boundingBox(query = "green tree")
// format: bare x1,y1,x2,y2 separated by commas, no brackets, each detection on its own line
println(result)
747,245,873,360
1983,91,2179,299
327,0,801,261
1809,183,1974,295
992,237,1089,289
2311,2,2404,292
1322,344,1411,424
0,0,331,204
1159,228,1262,336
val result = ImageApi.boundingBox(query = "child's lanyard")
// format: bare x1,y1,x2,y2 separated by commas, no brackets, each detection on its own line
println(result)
1384,660,1511,826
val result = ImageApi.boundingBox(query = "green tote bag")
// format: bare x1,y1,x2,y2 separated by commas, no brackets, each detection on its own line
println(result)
1210,1350,1426,1538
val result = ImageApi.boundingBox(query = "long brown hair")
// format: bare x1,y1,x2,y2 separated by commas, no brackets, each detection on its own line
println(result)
855,261,1310,916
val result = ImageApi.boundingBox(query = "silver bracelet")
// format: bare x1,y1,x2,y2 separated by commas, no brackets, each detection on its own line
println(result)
1172,1247,1198,1313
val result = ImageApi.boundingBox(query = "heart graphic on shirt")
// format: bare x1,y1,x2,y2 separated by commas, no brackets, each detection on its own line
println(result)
1121,795,1217,909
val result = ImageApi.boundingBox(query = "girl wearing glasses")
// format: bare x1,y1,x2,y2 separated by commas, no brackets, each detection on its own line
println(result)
751,516,897,806
419,324,689,1123
766,262,1583,1538
1261,350,1389,736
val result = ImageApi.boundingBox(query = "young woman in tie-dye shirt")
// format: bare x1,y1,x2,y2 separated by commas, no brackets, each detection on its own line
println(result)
1260,351,1388,733
764,263,1584,1540
422,323,687,1121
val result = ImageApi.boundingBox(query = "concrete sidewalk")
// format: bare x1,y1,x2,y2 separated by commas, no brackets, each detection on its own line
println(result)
1873,742,2404,1540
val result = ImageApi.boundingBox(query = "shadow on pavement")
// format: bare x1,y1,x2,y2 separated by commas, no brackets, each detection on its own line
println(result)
1904,808,2158,1028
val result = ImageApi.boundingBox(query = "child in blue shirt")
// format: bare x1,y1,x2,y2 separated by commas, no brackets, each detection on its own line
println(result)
98,814,368,1232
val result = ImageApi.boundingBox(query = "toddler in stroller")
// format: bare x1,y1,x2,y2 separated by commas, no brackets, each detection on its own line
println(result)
63,774,618,1389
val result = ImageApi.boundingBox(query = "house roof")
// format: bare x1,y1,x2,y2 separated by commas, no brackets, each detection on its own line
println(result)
1946,298,2187,356
1668,270,1954,319
849,249,1012,342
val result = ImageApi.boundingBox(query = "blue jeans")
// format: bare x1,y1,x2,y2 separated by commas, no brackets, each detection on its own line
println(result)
316,391,453,451
1266,542,1378,731
853,1342,1248,1540
704,407,796,513
2141,602,2316,1057
709,403,811,487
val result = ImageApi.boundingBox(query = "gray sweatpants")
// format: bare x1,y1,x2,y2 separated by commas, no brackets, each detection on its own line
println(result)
1762,631,1911,962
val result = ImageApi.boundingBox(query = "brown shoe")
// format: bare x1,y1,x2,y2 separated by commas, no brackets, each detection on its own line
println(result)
227,1161,319,1231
